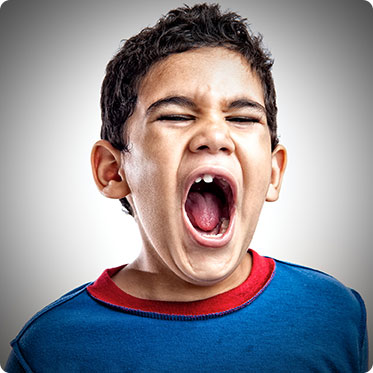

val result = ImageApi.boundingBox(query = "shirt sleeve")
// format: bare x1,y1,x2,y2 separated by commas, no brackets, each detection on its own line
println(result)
5,349,26,373
361,326,369,373
351,289,369,372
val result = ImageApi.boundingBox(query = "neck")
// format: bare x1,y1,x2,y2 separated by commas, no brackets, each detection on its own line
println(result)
112,251,252,302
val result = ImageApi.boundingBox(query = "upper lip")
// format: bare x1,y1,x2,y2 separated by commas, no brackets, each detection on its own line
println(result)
182,165,237,208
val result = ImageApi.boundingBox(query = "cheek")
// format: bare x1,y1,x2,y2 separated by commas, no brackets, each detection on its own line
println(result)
238,133,273,200
238,128,272,167
124,126,163,184
123,148,155,195
123,150,165,240
123,129,182,215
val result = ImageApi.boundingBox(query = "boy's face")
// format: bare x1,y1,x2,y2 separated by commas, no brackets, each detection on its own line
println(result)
121,47,285,286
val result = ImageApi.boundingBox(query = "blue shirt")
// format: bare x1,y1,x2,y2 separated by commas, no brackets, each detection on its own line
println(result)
6,250,369,372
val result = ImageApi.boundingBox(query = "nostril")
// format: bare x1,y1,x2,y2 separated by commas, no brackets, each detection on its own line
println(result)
196,145,230,153
197,145,209,151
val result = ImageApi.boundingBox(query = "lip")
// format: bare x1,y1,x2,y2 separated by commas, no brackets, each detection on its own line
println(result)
182,165,237,248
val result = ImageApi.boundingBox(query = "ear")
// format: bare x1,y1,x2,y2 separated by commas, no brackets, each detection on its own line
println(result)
266,144,287,202
91,140,130,199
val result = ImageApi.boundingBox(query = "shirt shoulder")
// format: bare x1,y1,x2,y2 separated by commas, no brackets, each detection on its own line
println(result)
13,282,91,338
272,258,367,348
8,283,92,371
274,258,364,304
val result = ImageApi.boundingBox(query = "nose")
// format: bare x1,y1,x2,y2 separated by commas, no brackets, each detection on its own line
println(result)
188,118,235,155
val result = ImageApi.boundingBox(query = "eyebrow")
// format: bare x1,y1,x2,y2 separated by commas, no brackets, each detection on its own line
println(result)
146,96,197,116
146,96,266,116
228,99,266,115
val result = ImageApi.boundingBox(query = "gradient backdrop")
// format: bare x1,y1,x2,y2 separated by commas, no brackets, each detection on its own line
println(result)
0,0,372,369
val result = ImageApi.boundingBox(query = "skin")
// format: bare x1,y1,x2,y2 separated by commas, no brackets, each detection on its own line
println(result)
91,47,286,301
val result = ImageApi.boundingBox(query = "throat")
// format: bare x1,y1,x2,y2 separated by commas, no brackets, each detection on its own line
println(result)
112,252,252,302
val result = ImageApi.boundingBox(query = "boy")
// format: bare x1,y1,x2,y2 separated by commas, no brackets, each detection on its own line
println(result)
6,4,368,372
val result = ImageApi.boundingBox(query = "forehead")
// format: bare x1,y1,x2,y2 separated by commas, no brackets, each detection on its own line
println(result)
137,47,265,108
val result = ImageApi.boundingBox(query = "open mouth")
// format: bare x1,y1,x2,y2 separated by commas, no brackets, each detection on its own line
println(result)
183,170,236,247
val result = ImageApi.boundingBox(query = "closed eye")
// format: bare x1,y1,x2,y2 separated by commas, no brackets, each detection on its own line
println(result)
226,116,261,124
157,114,195,122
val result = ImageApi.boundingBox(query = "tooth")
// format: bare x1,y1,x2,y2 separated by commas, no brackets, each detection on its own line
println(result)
221,218,229,229
195,177,202,183
203,174,214,183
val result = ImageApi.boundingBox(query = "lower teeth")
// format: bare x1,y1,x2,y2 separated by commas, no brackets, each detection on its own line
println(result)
218,218,229,235
221,218,229,230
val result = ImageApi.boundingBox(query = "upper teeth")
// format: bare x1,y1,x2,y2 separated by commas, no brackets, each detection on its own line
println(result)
203,174,214,183
195,174,214,183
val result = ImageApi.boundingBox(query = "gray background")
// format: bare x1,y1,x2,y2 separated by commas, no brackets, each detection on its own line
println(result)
0,0,372,369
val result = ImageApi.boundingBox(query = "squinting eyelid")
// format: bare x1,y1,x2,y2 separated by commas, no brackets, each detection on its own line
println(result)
156,114,195,122
226,115,262,121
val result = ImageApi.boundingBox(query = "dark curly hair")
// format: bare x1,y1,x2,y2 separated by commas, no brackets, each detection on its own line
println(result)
100,3,279,215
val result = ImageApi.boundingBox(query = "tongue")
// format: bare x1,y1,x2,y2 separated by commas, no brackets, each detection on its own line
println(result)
185,191,222,232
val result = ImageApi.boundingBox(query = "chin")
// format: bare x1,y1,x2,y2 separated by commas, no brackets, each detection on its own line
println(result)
177,243,244,286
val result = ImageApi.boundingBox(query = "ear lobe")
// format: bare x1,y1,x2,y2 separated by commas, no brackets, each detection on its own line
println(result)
266,144,287,202
91,140,130,199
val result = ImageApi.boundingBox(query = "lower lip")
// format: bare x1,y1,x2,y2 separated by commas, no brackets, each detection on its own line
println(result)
182,206,236,248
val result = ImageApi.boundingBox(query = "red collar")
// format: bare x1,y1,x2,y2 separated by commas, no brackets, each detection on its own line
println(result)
87,249,275,318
